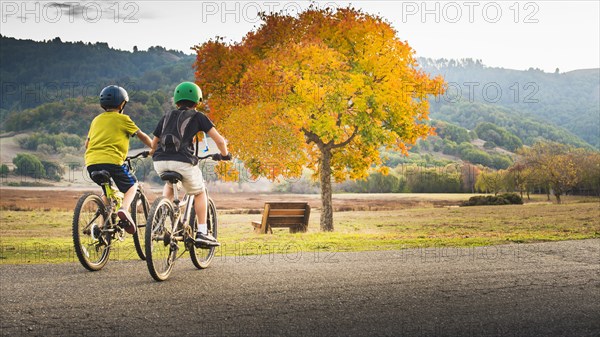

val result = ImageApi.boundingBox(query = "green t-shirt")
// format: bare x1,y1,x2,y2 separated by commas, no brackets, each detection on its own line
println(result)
85,112,140,166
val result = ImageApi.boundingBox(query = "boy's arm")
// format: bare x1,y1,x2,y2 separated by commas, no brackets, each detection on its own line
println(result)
135,130,153,149
206,128,228,156
85,137,89,149
149,136,159,155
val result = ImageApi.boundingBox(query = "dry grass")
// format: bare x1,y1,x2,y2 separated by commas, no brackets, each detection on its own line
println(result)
1,192,598,264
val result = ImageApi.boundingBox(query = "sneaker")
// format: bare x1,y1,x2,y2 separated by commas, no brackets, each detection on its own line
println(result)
195,232,220,247
117,208,136,234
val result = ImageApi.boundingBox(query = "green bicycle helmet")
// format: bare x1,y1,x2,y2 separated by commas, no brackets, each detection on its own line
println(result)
174,82,202,104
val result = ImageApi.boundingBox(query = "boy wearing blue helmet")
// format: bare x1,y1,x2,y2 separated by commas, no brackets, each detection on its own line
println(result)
85,85,153,234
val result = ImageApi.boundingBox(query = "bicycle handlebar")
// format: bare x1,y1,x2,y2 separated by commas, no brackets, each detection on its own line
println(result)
126,151,150,160
197,153,232,161
126,150,229,162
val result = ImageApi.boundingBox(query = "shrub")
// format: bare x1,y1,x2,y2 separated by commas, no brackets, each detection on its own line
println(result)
13,153,45,178
41,160,64,181
0,164,9,175
17,132,83,152
462,193,523,206
483,141,497,149
497,193,524,204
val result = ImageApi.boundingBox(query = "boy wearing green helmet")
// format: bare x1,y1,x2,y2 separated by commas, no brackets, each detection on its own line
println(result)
150,82,230,247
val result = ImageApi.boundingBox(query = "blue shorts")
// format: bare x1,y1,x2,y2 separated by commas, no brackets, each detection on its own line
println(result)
87,164,137,194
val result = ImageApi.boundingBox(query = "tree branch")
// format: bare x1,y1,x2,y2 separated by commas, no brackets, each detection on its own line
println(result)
302,128,323,147
332,126,359,149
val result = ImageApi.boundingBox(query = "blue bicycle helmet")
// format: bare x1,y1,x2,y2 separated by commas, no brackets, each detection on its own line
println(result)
99,85,129,111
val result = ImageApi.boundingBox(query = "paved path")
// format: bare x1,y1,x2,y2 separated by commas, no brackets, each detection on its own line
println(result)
1,240,599,336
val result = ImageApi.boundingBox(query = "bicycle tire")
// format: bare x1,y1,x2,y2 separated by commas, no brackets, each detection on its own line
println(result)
72,193,111,271
145,197,176,281
190,197,218,269
132,191,149,261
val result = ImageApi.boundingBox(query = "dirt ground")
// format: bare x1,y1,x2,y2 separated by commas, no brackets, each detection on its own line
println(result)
0,187,469,212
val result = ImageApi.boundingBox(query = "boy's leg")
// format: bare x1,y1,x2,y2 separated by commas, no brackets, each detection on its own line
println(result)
122,183,138,211
111,164,138,234
194,191,207,226
154,161,174,200
194,190,219,246
192,187,220,247
117,183,138,234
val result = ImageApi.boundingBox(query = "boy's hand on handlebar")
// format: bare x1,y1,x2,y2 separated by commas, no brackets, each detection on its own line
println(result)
211,153,232,161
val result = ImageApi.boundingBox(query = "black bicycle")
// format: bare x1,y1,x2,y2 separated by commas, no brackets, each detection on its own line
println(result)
72,151,150,271
145,154,220,281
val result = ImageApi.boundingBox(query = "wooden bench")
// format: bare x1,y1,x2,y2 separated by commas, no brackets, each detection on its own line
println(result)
251,202,311,234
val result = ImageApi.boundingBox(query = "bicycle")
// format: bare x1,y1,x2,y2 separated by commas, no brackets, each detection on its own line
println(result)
145,154,220,281
72,151,151,271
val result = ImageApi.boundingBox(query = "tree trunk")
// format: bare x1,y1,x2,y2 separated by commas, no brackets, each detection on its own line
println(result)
555,193,562,204
319,148,334,232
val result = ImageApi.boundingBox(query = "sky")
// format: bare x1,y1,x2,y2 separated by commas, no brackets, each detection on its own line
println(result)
1,0,599,73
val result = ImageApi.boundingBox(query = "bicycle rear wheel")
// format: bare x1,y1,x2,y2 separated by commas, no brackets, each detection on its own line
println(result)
72,193,110,271
145,197,176,281
132,190,149,260
190,197,218,269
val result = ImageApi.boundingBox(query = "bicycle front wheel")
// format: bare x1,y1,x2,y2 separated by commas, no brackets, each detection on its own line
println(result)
190,197,218,269
72,193,110,271
132,191,149,260
145,197,176,281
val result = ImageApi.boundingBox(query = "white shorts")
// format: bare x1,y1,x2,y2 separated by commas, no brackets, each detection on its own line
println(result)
153,160,206,195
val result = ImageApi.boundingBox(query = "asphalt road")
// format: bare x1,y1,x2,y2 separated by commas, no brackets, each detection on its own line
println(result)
1,239,599,337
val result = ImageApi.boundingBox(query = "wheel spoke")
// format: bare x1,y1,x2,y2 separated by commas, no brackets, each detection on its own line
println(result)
73,193,110,271
145,197,176,281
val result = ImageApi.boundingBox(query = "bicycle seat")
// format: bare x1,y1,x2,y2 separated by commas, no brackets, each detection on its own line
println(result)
160,171,183,184
90,170,111,185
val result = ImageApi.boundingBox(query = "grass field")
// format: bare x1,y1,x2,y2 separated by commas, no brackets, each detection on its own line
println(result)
1,192,598,264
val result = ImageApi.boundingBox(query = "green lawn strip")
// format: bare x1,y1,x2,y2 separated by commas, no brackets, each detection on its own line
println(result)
1,201,598,264
0,237,141,264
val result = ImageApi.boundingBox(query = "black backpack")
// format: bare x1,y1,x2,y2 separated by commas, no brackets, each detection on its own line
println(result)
159,109,197,154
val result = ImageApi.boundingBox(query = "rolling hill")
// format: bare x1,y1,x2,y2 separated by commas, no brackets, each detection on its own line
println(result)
0,36,598,158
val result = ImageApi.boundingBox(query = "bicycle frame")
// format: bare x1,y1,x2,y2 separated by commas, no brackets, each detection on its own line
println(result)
145,152,221,281
168,186,196,242
103,183,124,211
74,151,149,268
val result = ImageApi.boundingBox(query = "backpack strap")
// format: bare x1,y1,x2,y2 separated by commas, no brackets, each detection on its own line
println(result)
161,110,174,137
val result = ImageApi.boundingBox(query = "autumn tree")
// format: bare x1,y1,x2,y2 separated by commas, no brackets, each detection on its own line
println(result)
194,7,445,231
475,169,507,195
520,142,581,204
506,161,534,199
460,163,481,193
576,151,600,196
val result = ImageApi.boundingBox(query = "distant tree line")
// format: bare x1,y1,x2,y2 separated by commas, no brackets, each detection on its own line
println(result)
0,36,194,111
8,153,64,181
475,142,600,202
